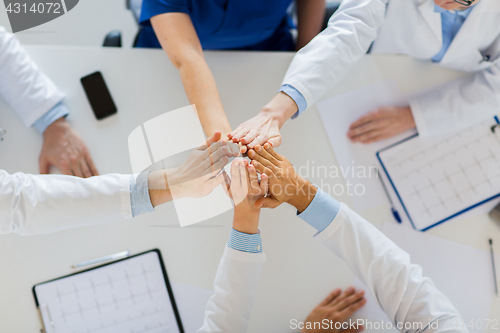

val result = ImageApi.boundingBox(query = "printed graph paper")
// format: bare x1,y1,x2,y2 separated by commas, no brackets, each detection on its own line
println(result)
34,251,182,333
378,117,500,230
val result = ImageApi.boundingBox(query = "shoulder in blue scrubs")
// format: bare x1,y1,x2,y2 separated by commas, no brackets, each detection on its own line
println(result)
137,0,295,51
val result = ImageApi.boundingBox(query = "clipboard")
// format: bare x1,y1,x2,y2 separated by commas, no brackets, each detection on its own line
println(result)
377,116,500,231
33,249,184,333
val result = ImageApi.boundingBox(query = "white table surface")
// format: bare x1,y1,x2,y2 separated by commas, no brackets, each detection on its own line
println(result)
0,46,498,332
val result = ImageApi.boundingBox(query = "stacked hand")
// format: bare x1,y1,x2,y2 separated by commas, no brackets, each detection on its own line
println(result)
148,132,238,206
247,143,316,212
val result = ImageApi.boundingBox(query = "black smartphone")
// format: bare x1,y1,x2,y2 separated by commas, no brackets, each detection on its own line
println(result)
81,71,117,120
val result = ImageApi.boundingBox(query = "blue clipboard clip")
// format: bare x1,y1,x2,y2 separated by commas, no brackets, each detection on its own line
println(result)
491,116,500,133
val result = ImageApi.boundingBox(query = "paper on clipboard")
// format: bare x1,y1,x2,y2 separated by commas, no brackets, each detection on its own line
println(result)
316,80,417,213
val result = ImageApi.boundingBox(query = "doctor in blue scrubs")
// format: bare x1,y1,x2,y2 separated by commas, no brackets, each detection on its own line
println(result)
138,0,325,147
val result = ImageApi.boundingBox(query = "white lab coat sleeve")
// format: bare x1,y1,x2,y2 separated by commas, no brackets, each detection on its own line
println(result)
0,27,65,127
197,247,264,333
315,204,467,333
282,0,387,110
410,62,500,137
0,170,133,235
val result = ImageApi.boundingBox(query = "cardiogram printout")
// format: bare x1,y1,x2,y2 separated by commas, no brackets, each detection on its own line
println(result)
33,251,182,333
378,116,500,230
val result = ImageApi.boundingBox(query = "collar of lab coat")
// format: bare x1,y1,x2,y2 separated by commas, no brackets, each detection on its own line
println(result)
442,0,500,65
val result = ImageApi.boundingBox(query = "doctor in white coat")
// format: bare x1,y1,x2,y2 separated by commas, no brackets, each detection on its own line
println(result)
0,132,235,235
201,145,467,333
0,27,98,177
228,0,500,146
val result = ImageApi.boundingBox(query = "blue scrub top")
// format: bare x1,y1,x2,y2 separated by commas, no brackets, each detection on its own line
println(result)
138,0,295,51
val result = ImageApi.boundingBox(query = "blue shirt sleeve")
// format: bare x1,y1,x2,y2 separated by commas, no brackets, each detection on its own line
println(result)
129,172,155,217
140,0,189,26
279,84,307,119
227,228,263,253
297,188,341,232
32,102,69,134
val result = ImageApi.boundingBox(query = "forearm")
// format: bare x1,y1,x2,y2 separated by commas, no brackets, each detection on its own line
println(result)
283,0,386,108
178,57,232,139
314,204,465,331
0,27,64,127
0,171,132,235
295,0,326,50
197,207,263,333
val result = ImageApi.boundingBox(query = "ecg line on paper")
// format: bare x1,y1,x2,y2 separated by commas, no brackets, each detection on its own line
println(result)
35,252,180,333
379,118,500,229
52,267,156,301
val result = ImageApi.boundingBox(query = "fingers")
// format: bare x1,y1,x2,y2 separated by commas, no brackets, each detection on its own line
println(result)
267,136,282,149
255,196,281,209
247,163,260,190
347,121,381,141
250,160,275,180
70,157,84,178
240,128,261,145
204,172,226,194
351,130,386,144
85,152,99,176
339,297,367,319
38,155,50,175
247,149,278,171
330,287,356,307
259,173,268,195
209,156,229,173
349,110,381,130
335,289,365,312
246,132,270,149
255,143,281,165
321,289,342,306
230,127,250,143
79,160,93,178
199,131,222,150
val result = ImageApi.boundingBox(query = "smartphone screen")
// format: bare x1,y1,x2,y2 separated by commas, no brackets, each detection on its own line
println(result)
81,71,117,120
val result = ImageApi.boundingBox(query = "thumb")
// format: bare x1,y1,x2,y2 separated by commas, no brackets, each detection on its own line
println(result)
39,155,50,174
267,136,281,148
255,196,280,209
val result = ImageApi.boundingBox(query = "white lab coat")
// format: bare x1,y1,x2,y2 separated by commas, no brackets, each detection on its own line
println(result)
201,203,466,333
0,170,132,235
0,26,65,127
283,0,500,137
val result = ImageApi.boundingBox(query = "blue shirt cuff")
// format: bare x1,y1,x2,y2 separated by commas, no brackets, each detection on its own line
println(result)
130,172,155,217
227,228,262,253
297,188,341,232
279,84,307,119
32,102,69,134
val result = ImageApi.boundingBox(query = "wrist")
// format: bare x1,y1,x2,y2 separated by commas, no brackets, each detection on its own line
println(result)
233,206,260,234
287,178,317,213
148,170,173,207
261,92,298,128
43,117,67,137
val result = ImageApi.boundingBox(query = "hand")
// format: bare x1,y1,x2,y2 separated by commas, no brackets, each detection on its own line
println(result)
247,143,316,212
148,132,237,207
228,92,297,150
229,159,268,234
167,132,238,197
347,106,416,144
39,117,98,177
302,288,366,333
